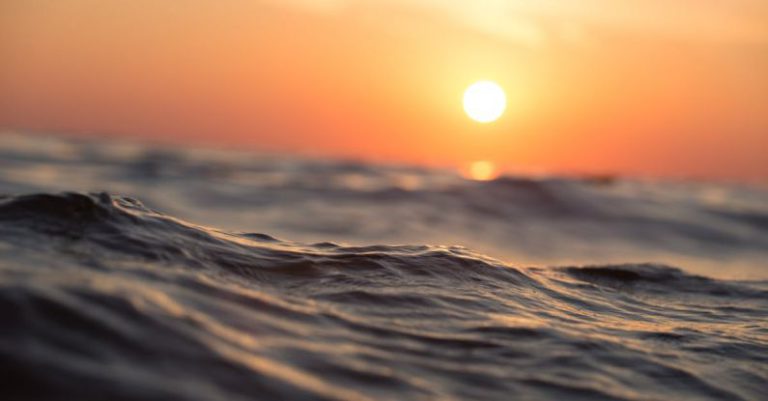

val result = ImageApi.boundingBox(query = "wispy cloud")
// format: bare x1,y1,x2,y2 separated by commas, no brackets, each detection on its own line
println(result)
272,0,768,46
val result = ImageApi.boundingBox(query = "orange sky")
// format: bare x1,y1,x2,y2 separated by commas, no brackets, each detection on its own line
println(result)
1,1,767,181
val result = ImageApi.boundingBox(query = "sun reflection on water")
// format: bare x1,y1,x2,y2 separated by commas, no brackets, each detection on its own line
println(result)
465,160,498,181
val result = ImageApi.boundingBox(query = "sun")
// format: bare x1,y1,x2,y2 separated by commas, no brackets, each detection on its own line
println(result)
463,81,506,123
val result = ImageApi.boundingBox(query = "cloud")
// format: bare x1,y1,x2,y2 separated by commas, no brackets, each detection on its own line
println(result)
270,0,768,46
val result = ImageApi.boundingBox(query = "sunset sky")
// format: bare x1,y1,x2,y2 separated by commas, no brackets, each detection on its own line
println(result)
2,1,767,181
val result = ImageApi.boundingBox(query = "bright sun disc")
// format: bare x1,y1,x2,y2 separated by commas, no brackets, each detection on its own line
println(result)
463,81,506,123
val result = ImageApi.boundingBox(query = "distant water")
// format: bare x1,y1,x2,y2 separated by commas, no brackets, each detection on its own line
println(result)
1,133,767,400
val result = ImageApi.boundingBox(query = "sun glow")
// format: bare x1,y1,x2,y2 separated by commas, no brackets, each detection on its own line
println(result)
463,81,506,123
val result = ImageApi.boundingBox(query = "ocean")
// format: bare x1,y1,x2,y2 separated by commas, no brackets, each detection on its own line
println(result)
1,133,766,400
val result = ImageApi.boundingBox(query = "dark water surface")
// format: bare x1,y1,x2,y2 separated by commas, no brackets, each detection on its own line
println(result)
1,134,767,400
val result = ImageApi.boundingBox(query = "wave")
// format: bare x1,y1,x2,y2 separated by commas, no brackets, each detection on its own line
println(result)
2,133,768,281
1,192,766,400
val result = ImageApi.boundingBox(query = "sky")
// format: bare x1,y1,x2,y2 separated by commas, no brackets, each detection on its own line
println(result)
1,0,767,181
